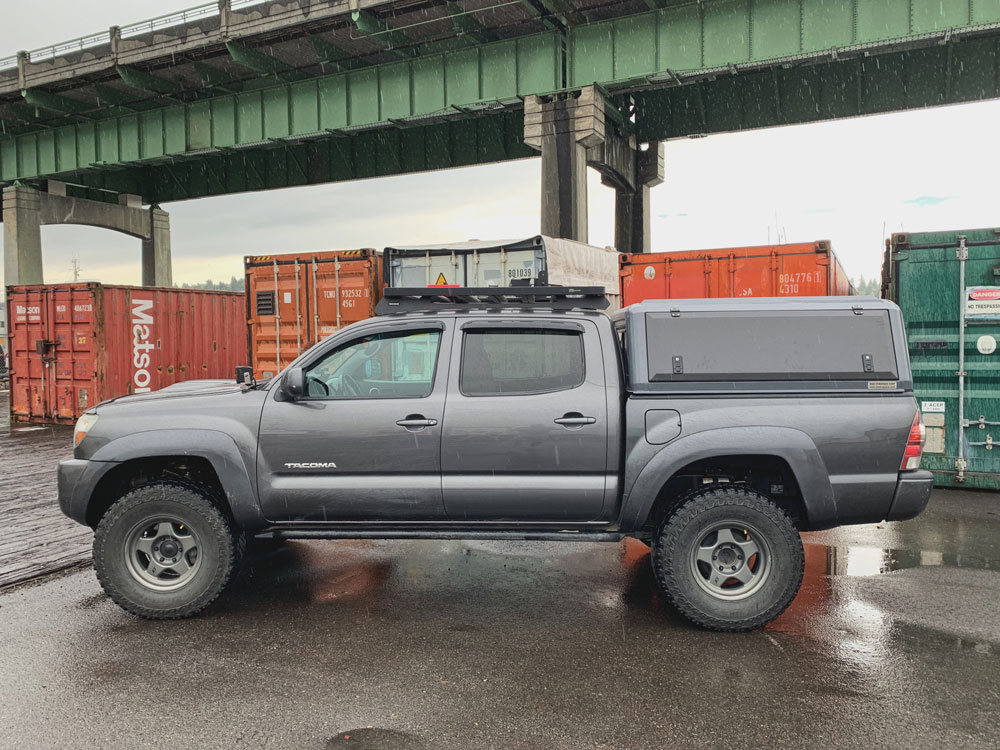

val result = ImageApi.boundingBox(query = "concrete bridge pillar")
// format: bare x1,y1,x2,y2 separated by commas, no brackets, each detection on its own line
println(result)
613,142,664,254
524,87,607,243
1,183,172,287
2,186,44,285
524,86,662,252
142,208,172,287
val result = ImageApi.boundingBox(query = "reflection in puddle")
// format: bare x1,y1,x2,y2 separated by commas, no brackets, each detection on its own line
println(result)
808,544,999,577
326,728,425,749
773,541,1000,663
836,598,892,666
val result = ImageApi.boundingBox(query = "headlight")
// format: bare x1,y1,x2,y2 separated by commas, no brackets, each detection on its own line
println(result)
74,413,99,446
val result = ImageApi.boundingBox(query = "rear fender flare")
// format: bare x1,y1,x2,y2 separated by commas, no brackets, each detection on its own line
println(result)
619,426,837,531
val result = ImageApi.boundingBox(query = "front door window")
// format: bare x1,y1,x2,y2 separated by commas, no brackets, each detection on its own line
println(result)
303,329,441,400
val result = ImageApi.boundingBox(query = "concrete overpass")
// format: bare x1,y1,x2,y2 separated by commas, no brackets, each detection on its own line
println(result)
2,0,1000,287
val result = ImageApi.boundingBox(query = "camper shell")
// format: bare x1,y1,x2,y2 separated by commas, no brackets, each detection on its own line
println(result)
615,296,913,395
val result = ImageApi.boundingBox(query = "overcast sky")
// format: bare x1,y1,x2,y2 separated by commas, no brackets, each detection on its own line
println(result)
3,0,1000,289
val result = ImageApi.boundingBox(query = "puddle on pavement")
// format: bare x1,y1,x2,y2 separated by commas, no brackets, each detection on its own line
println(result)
806,543,1000,576
326,729,425,749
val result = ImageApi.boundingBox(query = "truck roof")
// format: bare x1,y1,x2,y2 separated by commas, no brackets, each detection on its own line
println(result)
610,295,893,323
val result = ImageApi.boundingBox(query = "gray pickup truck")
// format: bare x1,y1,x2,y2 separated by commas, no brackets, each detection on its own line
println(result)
58,288,932,630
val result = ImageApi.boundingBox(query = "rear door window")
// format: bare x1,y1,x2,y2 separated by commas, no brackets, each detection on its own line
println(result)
460,328,585,396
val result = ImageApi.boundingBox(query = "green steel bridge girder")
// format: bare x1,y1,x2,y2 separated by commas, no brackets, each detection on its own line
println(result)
20,88,92,115
2,0,1000,201
351,9,419,57
634,33,1000,143
63,110,533,203
2,33,563,186
115,65,184,96
224,41,310,80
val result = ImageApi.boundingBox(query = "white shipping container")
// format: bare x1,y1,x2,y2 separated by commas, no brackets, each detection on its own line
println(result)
383,236,621,311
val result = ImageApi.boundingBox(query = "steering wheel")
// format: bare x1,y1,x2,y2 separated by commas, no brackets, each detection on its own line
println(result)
341,373,363,397
305,375,330,398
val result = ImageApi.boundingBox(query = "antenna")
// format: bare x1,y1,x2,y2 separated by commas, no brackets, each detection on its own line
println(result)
70,254,82,281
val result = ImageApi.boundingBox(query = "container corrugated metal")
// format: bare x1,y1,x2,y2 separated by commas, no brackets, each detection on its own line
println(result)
620,241,853,304
883,228,1000,490
383,236,622,310
6,283,247,425
245,249,380,379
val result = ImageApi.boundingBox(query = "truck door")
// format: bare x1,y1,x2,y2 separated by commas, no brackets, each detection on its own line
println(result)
441,319,610,521
256,322,451,522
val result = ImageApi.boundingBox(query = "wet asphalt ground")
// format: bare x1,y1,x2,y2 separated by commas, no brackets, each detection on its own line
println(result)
1,488,999,749
0,392,91,587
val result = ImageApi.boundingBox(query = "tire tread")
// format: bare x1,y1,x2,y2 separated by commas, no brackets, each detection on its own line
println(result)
651,485,804,632
93,480,237,620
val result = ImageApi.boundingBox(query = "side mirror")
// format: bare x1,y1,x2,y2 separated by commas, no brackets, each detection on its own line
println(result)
281,367,305,400
235,366,254,386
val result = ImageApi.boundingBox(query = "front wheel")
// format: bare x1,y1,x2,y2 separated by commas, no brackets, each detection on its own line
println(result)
652,486,804,631
93,482,238,619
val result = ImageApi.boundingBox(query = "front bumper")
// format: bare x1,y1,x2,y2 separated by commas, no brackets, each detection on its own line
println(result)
58,458,115,527
885,470,934,522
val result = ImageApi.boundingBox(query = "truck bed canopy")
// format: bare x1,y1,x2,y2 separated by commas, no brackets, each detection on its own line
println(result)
615,297,912,394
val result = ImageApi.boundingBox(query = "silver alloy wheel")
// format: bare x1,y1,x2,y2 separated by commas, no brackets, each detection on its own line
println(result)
689,519,772,601
124,516,202,591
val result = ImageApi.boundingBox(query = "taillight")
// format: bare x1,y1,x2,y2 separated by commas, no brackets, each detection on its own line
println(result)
900,412,925,471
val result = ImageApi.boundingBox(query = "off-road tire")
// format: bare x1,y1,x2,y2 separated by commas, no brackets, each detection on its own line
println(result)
93,481,238,619
652,486,804,631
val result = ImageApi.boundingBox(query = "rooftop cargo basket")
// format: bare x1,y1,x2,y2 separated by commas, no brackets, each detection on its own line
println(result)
375,286,610,314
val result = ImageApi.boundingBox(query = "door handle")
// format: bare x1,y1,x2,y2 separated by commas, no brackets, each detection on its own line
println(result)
396,416,438,429
554,414,596,427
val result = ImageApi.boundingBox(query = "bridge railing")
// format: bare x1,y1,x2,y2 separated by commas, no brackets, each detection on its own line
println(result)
17,31,111,65
0,0,277,71
120,2,220,39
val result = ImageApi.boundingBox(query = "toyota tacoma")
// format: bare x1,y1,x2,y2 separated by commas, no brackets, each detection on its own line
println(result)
58,287,932,630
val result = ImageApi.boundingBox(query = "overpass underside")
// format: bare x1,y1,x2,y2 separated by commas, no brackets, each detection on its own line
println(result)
2,0,1000,284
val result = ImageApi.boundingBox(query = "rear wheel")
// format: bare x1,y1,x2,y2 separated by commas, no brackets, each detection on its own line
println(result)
652,486,803,631
93,482,237,619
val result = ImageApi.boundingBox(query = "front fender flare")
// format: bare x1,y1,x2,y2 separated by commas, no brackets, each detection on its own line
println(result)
82,429,265,530
618,426,837,531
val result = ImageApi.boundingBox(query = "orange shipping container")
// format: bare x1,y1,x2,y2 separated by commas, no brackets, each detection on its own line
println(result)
7,283,248,425
245,250,380,379
620,241,853,304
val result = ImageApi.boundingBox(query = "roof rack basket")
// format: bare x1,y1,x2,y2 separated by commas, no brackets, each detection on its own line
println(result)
375,286,609,314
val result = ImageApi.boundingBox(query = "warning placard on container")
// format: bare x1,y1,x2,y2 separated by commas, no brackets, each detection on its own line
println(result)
967,287,1000,320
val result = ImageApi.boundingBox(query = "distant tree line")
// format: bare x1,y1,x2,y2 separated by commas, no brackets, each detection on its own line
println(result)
851,275,880,296
179,276,245,292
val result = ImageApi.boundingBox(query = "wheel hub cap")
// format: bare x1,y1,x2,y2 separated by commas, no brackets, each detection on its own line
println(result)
690,520,772,601
158,538,180,558
124,517,202,592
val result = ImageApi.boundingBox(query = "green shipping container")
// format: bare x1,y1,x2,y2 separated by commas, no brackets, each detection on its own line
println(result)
882,228,1000,490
